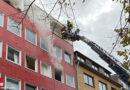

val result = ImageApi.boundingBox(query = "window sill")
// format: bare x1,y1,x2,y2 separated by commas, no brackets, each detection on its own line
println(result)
25,40,37,46
40,47,49,53
66,84,75,88
40,73,52,78
6,59,21,66
55,79,64,83
25,67,37,72
84,83,95,88
65,61,73,65
7,29,21,37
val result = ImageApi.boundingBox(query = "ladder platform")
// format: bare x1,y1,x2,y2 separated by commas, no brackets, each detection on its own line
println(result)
61,32,80,41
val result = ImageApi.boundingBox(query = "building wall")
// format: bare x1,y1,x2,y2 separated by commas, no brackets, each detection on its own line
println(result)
0,0,76,90
78,65,121,90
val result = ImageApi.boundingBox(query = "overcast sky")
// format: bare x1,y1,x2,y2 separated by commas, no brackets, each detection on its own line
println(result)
34,0,125,73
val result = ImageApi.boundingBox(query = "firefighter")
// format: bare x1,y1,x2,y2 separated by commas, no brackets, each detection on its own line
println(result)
67,20,73,34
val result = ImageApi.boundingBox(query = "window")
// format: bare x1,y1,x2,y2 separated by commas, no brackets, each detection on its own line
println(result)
66,73,75,87
41,88,47,90
25,83,37,90
0,72,3,87
99,81,107,90
104,72,109,77
84,74,94,87
64,52,71,64
92,65,98,71
25,54,37,72
7,17,21,36
25,28,37,45
7,45,21,65
54,68,63,82
40,37,49,52
6,77,20,90
0,12,4,27
111,87,116,90
54,45,62,59
77,56,84,62
0,42,2,58
40,61,52,78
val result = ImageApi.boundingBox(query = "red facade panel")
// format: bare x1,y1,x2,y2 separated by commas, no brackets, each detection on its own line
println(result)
0,0,76,90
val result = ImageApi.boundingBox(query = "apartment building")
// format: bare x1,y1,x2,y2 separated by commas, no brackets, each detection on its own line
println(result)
74,51,122,90
0,0,76,90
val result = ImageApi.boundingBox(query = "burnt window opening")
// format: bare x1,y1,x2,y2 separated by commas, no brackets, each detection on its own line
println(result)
54,68,62,82
25,55,37,71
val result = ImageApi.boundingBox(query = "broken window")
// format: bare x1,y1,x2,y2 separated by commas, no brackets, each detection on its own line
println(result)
6,77,20,90
40,37,49,52
66,73,75,87
0,42,2,58
40,61,52,78
7,45,21,65
0,12,4,27
25,28,36,45
54,68,63,82
54,45,62,59
64,52,71,64
7,17,21,36
25,54,37,72
25,83,37,90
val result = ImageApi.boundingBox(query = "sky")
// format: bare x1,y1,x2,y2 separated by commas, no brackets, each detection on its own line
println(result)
34,0,126,73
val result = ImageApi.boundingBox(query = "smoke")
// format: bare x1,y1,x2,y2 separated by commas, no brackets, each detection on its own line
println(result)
36,23,63,71
24,0,64,70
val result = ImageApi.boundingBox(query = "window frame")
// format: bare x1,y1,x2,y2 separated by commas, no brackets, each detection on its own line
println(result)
40,61,52,78
6,45,21,65
111,87,117,90
104,72,109,77
84,73,94,87
40,37,49,52
25,83,37,90
99,81,107,90
25,27,37,45
53,45,62,59
0,41,2,58
0,12,4,27
5,76,21,90
25,54,38,72
7,17,21,37
92,65,98,71
66,73,75,88
64,51,72,64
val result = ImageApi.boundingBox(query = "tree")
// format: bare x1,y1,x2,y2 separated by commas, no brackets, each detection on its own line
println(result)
112,0,130,69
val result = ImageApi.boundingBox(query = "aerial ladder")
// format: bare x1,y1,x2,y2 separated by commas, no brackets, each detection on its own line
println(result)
61,24,130,87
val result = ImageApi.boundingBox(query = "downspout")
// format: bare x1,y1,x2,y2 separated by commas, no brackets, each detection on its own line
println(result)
76,61,80,90
75,53,80,90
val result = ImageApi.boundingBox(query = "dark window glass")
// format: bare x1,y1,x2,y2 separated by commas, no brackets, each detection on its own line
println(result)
26,84,36,90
